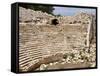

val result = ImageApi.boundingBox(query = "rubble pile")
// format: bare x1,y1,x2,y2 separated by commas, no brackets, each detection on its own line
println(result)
38,43,96,70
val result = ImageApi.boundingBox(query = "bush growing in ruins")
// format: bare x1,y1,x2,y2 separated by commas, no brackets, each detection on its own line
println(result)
63,54,68,59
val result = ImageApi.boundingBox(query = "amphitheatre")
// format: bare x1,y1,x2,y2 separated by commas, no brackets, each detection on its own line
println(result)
19,7,96,72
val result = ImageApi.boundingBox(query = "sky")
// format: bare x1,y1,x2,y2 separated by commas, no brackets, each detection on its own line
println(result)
53,6,96,16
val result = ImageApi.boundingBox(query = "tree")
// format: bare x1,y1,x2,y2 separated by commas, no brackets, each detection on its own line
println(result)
57,14,61,17
19,4,55,15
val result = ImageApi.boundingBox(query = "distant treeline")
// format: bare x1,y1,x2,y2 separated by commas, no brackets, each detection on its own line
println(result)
19,3,55,15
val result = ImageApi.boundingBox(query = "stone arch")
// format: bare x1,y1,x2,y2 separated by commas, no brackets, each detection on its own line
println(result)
51,19,59,25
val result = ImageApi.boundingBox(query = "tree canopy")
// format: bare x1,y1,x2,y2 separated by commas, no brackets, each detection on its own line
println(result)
19,4,55,15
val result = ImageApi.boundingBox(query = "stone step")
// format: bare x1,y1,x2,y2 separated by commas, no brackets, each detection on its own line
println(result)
19,56,30,62
19,49,43,55
19,53,27,57
19,44,44,50
20,61,30,68
19,59,32,65
31,56,42,60
19,53,29,59
28,51,42,54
